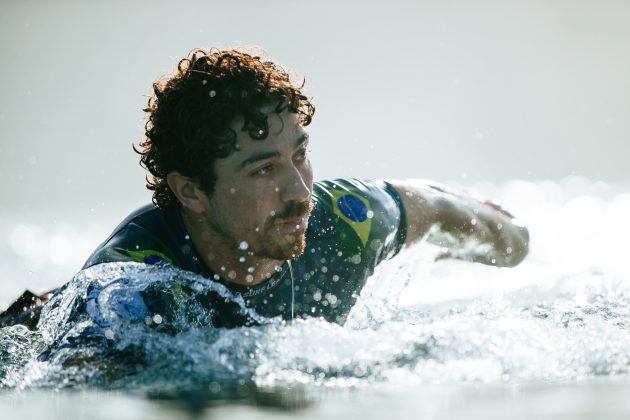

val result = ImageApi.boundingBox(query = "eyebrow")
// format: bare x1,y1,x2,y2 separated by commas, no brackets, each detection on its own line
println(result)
238,133,309,169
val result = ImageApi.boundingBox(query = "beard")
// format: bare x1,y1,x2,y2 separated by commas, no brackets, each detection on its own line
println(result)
256,200,314,260
205,199,314,262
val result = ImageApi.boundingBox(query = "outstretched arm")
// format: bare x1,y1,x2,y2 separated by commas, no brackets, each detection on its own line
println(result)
387,179,529,267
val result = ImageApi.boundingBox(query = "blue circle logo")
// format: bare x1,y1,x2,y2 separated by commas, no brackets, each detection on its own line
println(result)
144,255,164,265
336,194,368,222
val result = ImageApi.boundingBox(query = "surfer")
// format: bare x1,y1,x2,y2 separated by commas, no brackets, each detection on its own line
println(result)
0,48,528,330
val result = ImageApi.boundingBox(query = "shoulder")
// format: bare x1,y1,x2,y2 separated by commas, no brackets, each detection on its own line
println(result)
308,178,406,260
83,204,190,270
313,178,402,214
312,179,404,229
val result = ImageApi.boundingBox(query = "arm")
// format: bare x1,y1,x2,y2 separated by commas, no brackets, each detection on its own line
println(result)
386,179,529,267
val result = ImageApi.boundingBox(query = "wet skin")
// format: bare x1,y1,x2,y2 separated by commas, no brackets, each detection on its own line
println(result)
168,108,313,286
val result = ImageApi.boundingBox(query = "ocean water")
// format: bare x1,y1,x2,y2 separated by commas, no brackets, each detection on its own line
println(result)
1,176,630,419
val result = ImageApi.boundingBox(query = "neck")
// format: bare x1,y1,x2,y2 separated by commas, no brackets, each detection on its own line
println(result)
181,209,284,286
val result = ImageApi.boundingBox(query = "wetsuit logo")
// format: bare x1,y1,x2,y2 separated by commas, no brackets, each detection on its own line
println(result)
125,249,174,265
330,190,372,247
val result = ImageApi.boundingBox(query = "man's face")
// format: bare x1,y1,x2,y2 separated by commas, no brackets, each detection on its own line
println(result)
202,109,314,261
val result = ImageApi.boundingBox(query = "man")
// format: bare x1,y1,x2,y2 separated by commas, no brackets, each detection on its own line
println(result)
0,48,528,332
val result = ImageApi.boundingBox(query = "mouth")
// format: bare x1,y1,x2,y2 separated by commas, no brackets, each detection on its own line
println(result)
276,216,308,232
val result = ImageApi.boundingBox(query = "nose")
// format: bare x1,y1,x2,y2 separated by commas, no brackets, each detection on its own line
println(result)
279,165,311,203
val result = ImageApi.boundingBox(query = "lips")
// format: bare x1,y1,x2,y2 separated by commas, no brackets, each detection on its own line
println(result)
277,216,307,232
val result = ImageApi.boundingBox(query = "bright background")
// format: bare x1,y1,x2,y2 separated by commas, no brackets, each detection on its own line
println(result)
1,0,629,302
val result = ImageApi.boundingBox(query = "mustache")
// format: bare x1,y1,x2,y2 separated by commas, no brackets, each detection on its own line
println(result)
271,201,314,223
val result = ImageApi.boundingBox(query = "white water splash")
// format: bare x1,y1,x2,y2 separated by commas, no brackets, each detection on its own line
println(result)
1,177,629,394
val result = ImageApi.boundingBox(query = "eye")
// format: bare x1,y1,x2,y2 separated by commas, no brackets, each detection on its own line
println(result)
251,163,274,176
295,148,310,161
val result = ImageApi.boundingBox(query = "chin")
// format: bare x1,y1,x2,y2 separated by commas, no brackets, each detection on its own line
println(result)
260,229,307,261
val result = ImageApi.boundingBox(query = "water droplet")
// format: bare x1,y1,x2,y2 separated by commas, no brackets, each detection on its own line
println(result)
239,241,249,250
152,314,163,324
497,223,503,230
332,275,340,282
104,329,114,340
239,256,246,263
506,247,513,254
270,210,276,217
228,270,237,279
367,210,374,219
184,234,190,240
245,274,254,283
274,265,282,272
471,218,477,225
209,90,216,97
209,382,221,394
349,254,362,264
247,266,254,273
321,266,328,273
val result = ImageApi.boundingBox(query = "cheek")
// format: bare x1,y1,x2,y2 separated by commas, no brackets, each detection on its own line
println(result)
230,191,272,224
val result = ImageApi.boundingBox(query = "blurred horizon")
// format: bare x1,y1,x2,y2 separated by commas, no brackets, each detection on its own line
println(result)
2,0,629,220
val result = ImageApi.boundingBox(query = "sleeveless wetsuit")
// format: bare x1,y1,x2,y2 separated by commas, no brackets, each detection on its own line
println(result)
1,179,406,330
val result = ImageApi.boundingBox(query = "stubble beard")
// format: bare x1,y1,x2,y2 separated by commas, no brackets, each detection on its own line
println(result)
257,200,314,261
207,200,314,262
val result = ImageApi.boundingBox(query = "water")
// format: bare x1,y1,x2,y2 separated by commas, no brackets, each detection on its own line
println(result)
1,177,630,419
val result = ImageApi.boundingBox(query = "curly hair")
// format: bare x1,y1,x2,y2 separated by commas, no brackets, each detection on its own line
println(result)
135,48,315,210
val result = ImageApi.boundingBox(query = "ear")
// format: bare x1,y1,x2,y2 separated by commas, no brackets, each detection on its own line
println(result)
166,172,208,214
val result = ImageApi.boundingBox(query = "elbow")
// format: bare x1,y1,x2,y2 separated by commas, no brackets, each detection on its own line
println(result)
500,225,530,268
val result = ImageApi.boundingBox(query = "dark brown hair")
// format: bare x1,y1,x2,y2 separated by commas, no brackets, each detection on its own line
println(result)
136,48,315,210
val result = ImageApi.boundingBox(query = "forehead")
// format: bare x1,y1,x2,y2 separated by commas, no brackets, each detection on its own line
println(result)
231,109,303,152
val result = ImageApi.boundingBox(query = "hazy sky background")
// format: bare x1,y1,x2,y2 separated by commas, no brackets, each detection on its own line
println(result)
1,0,629,220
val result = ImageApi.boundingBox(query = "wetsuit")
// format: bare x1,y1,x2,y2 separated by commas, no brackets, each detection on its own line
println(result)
1,179,406,330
